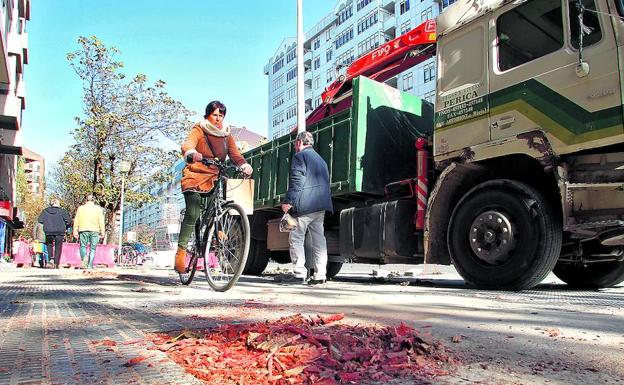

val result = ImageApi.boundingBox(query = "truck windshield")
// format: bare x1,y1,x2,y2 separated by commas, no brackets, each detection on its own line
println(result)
618,0,624,17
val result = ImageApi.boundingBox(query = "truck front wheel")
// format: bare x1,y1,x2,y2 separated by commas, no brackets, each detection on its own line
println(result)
553,261,624,288
447,180,562,290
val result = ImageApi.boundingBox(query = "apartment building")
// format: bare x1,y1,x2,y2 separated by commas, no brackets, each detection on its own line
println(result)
0,0,29,257
21,147,44,196
264,0,456,139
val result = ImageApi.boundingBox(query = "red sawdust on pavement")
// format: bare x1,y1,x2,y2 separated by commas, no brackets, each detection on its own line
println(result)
149,313,457,385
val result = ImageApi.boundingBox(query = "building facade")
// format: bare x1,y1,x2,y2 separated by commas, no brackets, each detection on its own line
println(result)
264,0,456,139
0,0,29,257
21,147,44,196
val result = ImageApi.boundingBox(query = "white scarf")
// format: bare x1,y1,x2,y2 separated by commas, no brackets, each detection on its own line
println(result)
199,119,230,137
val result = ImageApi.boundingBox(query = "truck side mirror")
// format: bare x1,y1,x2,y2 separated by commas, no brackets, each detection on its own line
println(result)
575,0,590,78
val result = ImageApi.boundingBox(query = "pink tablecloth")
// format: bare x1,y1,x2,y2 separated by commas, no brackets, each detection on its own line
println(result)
184,251,218,270
60,243,117,268
13,241,32,266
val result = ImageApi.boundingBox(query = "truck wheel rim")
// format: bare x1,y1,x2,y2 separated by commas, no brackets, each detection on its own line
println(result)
469,210,516,265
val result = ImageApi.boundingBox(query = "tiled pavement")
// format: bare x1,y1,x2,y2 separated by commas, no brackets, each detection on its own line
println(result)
0,268,210,385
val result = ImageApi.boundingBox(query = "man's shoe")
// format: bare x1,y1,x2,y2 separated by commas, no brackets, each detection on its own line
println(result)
274,274,306,284
308,279,326,286
174,247,187,273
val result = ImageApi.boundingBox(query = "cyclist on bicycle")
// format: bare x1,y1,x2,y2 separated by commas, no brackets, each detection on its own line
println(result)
175,101,253,273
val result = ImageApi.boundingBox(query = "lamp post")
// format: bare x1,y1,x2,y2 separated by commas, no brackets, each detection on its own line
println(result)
118,160,131,258
296,0,305,133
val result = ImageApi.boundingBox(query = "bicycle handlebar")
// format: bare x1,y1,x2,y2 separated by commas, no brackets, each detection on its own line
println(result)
200,158,250,177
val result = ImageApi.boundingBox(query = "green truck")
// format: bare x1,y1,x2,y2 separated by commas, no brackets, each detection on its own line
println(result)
244,0,624,290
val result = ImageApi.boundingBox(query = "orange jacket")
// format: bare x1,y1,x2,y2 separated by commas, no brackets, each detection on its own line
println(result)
181,122,246,192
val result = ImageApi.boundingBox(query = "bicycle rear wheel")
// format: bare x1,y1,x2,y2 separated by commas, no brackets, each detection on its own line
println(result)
204,203,250,292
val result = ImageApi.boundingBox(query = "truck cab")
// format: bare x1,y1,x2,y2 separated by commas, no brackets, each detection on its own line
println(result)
428,0,624,288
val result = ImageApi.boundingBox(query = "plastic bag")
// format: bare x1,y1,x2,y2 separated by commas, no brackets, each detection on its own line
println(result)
279,213,298,232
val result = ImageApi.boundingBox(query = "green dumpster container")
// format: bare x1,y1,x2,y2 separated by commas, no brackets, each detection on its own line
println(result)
244,76,433,210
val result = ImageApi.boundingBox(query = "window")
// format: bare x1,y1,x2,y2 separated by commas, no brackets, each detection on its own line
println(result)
421,7,432,22
400,21,411,35
358,33,381,56
314,56,321,70
313,38,321,50
569,0,602,49
272,93,284,109
272,112,284,127
497,0,563,71
336,49,355,66
402,72,414,91
326,48,333,62
325,30,332,41
314,76,321,89
357,0,373,11
423,63,435,82
314,97,322,108
423,90,435,103
287,85,297,100
286,67,298,81
327,68,334,83
442,0,457,9
400,0,410,14
337,2,354,25
272,56,284,74
335,28,354,49
272,75,284,91
357,10,378,34
286,104,297,120
286,48,296,63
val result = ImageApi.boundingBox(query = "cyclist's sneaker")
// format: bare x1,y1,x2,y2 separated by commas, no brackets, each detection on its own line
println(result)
308,278,326,286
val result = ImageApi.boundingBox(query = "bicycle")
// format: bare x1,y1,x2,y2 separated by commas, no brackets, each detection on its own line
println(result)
178,158,251,291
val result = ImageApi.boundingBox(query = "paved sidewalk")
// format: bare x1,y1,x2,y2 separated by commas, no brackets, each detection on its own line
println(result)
0,268,208,385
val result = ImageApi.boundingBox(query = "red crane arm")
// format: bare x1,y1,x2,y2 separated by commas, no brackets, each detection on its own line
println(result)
304,19,436,127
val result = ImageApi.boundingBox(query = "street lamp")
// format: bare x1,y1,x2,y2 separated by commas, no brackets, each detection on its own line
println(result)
296,0,305,133
118,160,131,259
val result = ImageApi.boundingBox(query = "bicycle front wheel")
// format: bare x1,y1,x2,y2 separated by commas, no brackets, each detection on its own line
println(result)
204,203,250,292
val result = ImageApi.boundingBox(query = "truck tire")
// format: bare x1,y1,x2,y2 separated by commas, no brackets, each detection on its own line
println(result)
243,239,270,276
448,180,562,290
553,261,624,288
326,261,343,279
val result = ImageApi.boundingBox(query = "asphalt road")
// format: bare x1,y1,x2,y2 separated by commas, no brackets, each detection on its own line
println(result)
1,261,622,385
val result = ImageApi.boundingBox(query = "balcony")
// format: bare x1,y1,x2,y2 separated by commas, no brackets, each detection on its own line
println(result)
304,68,312,87
0,92,22,130
382,0,396,13
383,14,396,37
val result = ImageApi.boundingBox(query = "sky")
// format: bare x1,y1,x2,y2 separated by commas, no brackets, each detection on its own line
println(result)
22,0,337,166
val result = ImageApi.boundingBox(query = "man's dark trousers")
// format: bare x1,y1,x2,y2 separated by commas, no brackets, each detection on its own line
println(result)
45,234,64,267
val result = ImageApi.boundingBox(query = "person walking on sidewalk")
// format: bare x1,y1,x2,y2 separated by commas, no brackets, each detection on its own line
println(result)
37,199,71,269
73,195,105,269
280,131,333,285
174,100,253,273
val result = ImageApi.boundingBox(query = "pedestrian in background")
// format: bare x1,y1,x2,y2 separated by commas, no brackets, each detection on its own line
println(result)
73,195,105,269
280,131,333,285
37,199,71,269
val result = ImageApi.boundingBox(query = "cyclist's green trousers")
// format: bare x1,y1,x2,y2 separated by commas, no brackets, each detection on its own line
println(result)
177,191,212,250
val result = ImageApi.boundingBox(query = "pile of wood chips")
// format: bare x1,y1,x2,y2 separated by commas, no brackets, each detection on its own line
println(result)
149,313,456,385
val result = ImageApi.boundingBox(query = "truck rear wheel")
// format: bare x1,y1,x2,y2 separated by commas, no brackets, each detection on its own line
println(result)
243,239,270,276
553,261,624,288
326,261,343,279
448,180,562,290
